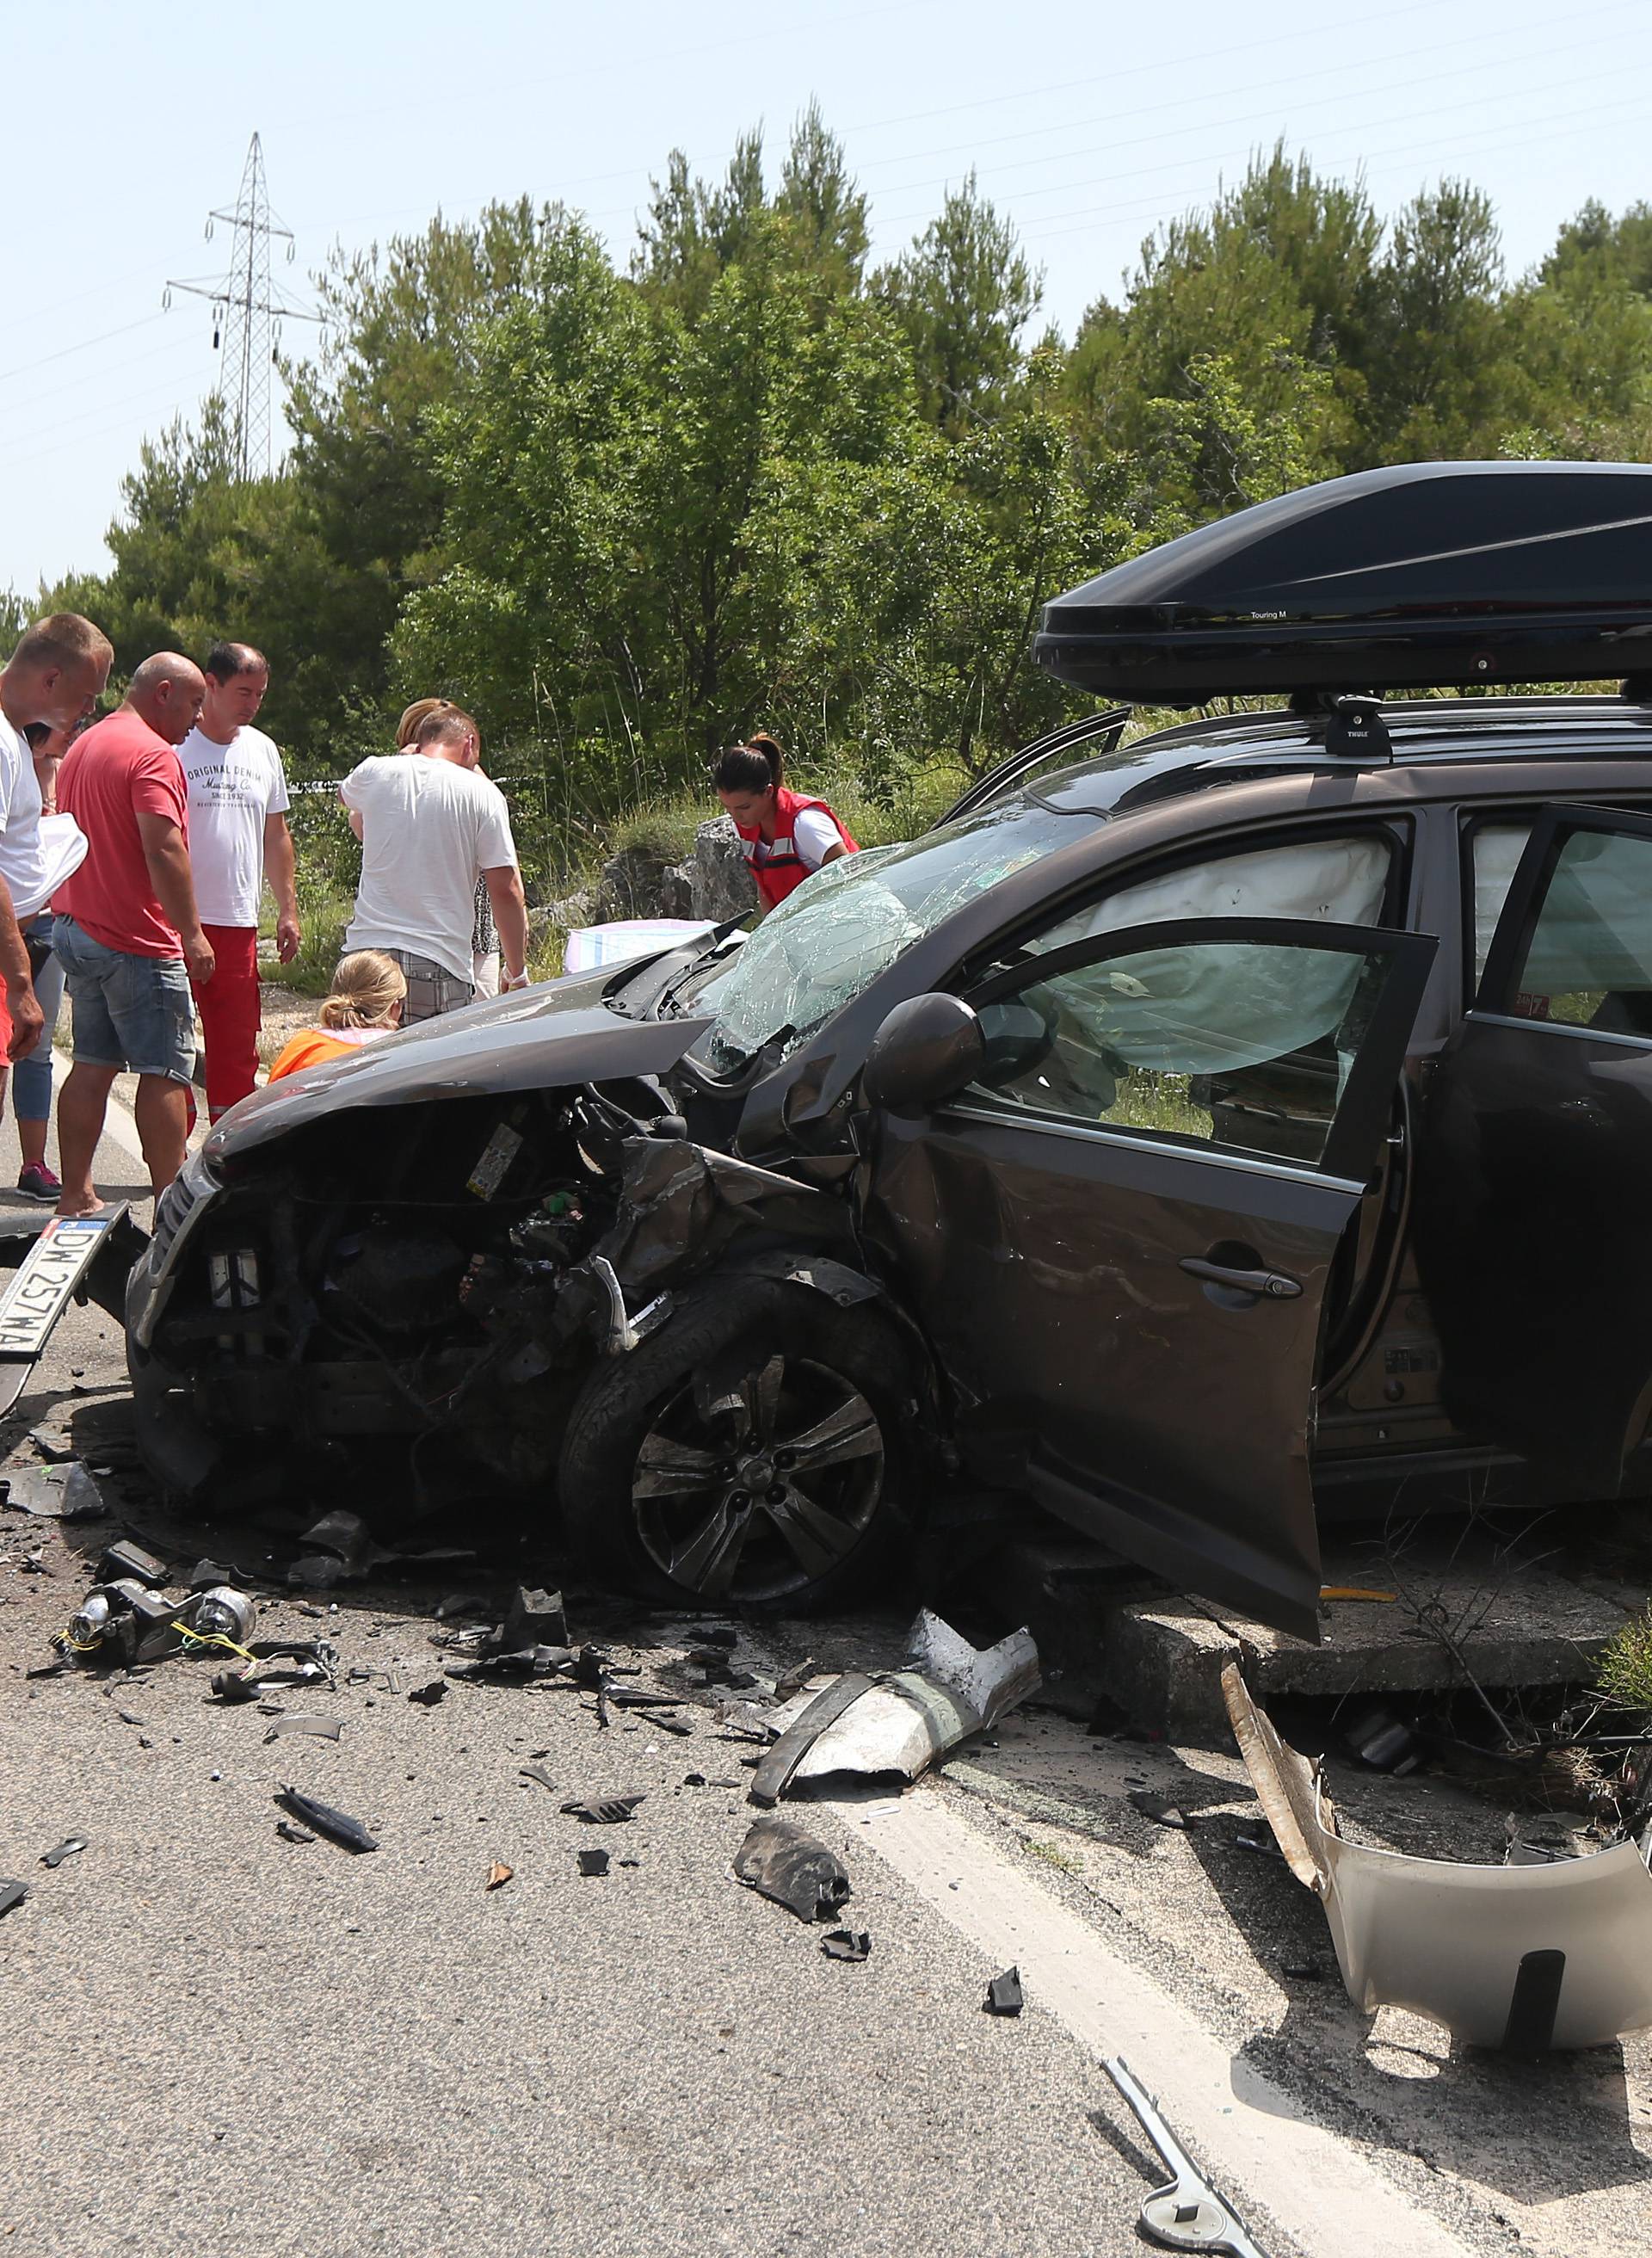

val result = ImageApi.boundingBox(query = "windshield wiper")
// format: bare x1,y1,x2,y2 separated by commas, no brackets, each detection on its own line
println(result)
653,916,750,1019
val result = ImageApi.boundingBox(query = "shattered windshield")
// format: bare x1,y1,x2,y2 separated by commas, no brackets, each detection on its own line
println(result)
676,799,1086,1077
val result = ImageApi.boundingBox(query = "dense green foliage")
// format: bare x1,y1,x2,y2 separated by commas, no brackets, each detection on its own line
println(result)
28,119,1652,879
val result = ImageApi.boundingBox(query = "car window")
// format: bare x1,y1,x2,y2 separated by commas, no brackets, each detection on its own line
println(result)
1023,833,1393,955
1469,823,1533,982
1499,826,1652,1034
965,932,1400,1169
679,799,1083,1077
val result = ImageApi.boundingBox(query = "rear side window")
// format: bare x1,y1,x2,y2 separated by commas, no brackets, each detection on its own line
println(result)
1501,827,1652,1030
1470,824,1533,982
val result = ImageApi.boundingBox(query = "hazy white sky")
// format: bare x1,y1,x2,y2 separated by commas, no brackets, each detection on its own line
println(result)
5,0,1649,596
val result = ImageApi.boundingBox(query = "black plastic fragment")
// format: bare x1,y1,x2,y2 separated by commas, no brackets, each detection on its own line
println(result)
574,1644,607,1690
1501,1949,1566,2056
97,1539,170,1587
0,1881,26,1919
822,1929,872,1962
1129,1792,1191,1830
435,1592,491,1621
40,1837,88,1868
984,1967,1024,2016
696,1626,738,1650
653,1715,694,1737
733,1817,852,1923
190,1558,239,1591
559,1794,645,1824
577,1848,610,1877
275,1821,315,1845
274,1786,379,1854
519,1764,558,1793
446,1645,574,1682
408,1681,447,1706
502,1585,569,1649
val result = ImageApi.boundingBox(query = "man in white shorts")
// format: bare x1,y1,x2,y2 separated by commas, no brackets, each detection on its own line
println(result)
177,642,300,1120
339,706,528,1021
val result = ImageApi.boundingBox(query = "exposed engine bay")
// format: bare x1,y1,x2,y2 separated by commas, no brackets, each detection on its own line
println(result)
130,1071,860,1517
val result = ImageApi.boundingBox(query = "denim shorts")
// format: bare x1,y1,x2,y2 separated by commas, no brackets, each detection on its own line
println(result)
52,915,196,1083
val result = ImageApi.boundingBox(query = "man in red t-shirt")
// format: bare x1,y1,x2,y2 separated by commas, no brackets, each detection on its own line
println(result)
52,653,213,1214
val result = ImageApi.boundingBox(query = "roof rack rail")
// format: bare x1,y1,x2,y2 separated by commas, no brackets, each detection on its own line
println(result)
1033,463,1652,707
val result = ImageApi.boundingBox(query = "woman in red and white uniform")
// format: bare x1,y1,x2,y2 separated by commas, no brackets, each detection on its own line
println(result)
713,734,858,912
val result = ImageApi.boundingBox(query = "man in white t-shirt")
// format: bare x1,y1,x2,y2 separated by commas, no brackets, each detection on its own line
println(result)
178,641,300,1121
339,705,528,1022
0,615,111,1089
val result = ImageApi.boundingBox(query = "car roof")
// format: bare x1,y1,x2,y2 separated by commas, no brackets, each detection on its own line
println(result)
1032,695,1652,819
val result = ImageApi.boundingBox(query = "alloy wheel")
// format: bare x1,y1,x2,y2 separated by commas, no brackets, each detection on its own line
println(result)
630,1350,885,1602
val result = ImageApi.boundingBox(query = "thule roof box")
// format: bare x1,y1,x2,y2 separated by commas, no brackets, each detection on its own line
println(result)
1032,462,1652,706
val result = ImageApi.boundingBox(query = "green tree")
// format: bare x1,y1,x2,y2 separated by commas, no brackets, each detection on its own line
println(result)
877,172,1039,435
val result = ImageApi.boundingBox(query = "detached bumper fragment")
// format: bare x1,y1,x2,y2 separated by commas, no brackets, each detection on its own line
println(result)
749,1610,1040,1803
1223,1663,1652,2052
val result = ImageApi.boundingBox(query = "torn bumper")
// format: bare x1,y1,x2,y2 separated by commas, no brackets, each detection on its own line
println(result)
1224,1663,1652,2051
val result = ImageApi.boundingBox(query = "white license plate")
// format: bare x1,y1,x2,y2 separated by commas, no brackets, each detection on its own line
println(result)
0,1215,119,1360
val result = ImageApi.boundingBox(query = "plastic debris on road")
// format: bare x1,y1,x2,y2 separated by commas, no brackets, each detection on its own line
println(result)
559,1794,645,1824
274,1786,379,1854
733,1816,852,1923
984,1967,1025,2016
749,1610,1039,1804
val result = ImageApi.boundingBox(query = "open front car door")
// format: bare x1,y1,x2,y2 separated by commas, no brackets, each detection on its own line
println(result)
862,916,1438,1641
1419,805,1652,1495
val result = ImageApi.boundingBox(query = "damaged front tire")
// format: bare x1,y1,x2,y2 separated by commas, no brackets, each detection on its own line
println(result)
558,1282,915,1611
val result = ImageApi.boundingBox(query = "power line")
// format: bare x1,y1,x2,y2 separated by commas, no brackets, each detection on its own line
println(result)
165,133,321,480
0,312,170,388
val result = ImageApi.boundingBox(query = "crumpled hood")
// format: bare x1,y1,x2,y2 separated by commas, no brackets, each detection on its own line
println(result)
206,969,712,1163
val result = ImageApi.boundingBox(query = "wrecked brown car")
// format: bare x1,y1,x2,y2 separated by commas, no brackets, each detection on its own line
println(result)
127,461,1652,1637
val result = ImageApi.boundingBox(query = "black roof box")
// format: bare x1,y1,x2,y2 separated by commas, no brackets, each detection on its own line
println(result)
1032,461,1652,705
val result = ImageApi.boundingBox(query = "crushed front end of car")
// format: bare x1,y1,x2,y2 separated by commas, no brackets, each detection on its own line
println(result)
124,977,861,1532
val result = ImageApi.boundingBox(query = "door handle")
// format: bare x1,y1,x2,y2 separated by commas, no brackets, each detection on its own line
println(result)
1179,1256,1303,1300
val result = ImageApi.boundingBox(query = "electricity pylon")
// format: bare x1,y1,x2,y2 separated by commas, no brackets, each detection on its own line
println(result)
165,133,320,480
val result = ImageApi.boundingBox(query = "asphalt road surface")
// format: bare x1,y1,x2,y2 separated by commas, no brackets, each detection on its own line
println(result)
0,1090,1647,2257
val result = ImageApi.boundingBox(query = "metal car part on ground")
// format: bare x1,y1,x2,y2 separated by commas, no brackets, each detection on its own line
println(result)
1222,1663,1652,2052
749,1610,1039,1802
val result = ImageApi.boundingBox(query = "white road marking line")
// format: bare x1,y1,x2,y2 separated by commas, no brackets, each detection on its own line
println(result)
834,1785,1476,2258
100,1081,148,1167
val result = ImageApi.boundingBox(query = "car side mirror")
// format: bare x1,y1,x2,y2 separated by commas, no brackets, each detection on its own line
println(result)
862,994,985,1114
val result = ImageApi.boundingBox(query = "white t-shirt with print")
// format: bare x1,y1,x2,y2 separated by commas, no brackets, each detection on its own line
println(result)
341,753,517,986
179,724,291,928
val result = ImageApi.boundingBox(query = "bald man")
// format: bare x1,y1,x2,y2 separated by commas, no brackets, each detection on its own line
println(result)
52,652,213,1213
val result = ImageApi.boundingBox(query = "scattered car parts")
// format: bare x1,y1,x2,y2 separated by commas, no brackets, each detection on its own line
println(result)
40,1838,88,1869
822,1928,872,1961
1102,2056,1269,2258
733,1816,852,1923
559,1794,645,1823
1223,1663,1652,2051
984,1967,1025,2017
750,1612,1039,1799
274,1786,379,1854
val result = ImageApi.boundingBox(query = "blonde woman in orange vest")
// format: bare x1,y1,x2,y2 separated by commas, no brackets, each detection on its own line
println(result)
267,950,407,1081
